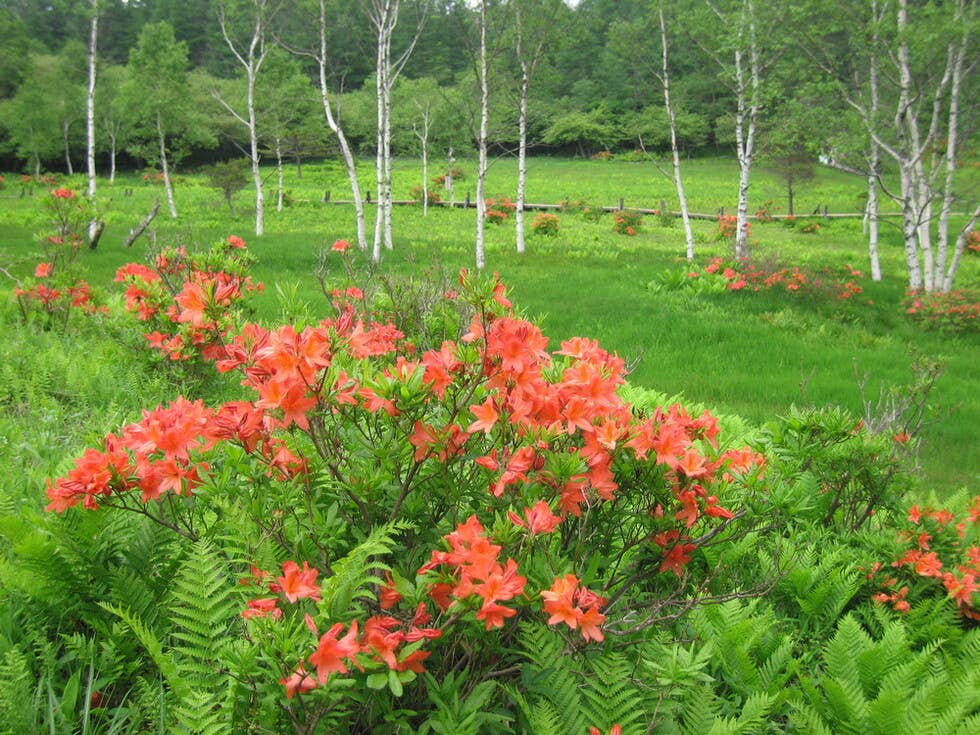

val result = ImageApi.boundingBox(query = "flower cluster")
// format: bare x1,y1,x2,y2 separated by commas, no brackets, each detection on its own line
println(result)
432,167,465,188
716,214,749,241
612,210,642,236
485,196,517,223
14,188,105,330
540,573,606,642
114,236,262,361
695,257,864,300
45,264,767,711
903,289,979,334
965,229,979,256
409,185,441,205
530,212,560,236
419,515,527,629
870,497,979,620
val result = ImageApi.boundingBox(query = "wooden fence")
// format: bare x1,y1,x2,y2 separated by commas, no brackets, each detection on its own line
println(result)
324,193,922,221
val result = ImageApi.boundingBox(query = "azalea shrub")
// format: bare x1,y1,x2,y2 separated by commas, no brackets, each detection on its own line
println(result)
681,257,864,300
869,495,979,620
485,196,517,223
964,229,979,256
530,212,560,236
14,187,105,331
612,210,642,236
756,406,915,532
716,214,744,241
44,261,769,731
409,185,441,205
903,289,980,334
113,235,262,363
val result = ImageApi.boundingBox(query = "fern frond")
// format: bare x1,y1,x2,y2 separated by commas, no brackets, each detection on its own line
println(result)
581,650,646,734
322,519,412,619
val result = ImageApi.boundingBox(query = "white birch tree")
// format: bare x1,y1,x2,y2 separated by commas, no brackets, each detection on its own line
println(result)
701,0,769,260
217,0,275,237
475,0,490,270
512,0,558,255
658,6,694,261
317,0,369,251
86,0,99,241
367,0,428,262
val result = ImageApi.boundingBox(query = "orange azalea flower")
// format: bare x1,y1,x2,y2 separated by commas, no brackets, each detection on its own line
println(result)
508,500,562,534
331,239,351,252
34,262,53,278
660,542,697,576
379,572,403,609
468,397,499,435
308,621,360,683
280,666,316,698
541,574,579,627
277,560,321,603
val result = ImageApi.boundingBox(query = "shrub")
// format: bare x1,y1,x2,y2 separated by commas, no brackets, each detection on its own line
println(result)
485,196,516,223
113,235,262,364
799,221,821,234
612,209,643,235
591,150,614,161
410,185,442,205
966,229,980,255
13,188,106,332
754,200,775,223
530,212,560,236
903,289,980,334
716,214,751,242
43,268,769,731
757,406,914,531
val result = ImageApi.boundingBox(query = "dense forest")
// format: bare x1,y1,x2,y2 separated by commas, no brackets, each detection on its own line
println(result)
1,0,977,283
0,0,973,165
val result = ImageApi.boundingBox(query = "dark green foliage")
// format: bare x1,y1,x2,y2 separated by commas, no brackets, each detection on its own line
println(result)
791,616,980,734
758,406,913,531
202,160,249,216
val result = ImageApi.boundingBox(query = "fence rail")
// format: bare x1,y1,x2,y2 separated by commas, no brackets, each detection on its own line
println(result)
324,195,948,221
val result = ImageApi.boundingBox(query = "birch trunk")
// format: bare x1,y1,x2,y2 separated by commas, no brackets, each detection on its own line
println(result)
867,1,882,281
275,136,284,212
660,8,694,261
895,0,921,289
935,12,969,290
63,121,74,175
943,205,980,291
318,0,366,251
373,30,385,262
413,104,430,217
108,133,116,183
86,0,98,242
727,0,759,260
475,0,489,270
219,1,268,238
157,113,177,219
514,5,530,255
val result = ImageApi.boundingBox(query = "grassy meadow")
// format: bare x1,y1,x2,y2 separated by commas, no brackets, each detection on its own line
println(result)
1,155,979,733
1,156,976,492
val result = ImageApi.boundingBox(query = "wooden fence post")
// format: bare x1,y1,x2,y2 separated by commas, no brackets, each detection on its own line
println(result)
618,197,624,211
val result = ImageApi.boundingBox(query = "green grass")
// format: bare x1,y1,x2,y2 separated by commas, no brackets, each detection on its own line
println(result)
0,156,977,493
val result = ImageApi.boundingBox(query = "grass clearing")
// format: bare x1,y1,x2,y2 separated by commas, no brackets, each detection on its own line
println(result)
1,156,977,491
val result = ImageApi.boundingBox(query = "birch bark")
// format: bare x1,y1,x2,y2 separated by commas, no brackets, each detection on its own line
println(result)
659,7,694,261
86,0,99,242
475,0,489,270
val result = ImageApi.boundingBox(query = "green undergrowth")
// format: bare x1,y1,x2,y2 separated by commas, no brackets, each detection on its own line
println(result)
1,159,976,493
